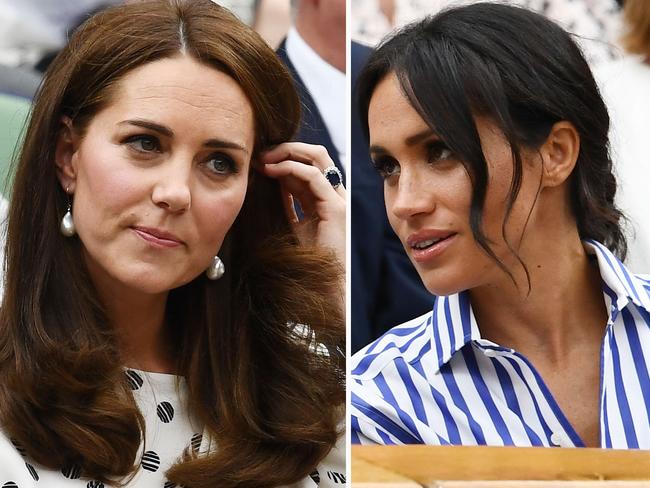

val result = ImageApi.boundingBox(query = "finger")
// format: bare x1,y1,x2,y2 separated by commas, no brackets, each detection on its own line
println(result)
321,166,346,198
261,142,335,172
281,187,299,224
267,165,326,217
264,146,347,197
263,159,345,207
262,148,346,198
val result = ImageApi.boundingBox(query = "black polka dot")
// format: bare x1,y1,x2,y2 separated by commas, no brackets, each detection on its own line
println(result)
62,464,81,479
309,470,320,484
156,401,174,423
2,482,18,488
125,370,144,390
326,470,346,484
10,438,25,456
87,481,104,488
190,433,202,452
142,450,160,472
163,482,177,488
25,463,38,481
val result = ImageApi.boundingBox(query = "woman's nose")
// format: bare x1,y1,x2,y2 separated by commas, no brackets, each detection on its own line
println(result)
151,158,192,213
388,169,436,220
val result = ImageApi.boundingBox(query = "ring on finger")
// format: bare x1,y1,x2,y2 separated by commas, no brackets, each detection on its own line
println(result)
323,166,343,189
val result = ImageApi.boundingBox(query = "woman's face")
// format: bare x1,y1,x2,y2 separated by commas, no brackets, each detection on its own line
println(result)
368,73,543,296
56,55,254,296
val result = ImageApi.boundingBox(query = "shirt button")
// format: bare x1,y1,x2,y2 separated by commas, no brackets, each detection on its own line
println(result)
550,432,562,446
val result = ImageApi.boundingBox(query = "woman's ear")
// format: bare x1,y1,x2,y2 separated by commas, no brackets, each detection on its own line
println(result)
54,116,80,193
539,121,580,188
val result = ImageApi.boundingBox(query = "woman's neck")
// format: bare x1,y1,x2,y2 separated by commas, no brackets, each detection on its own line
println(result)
469,228,608,366
90,275,176,374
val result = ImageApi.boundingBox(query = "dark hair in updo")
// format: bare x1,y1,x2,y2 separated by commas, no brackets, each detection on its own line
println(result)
357,2,626,271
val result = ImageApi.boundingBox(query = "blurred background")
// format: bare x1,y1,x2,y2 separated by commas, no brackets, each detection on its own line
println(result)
352,0,624,65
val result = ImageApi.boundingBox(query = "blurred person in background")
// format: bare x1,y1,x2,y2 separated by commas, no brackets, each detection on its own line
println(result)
0,0,119,68
277,0,346,178
253,0,292,48
213,0,292,48
352,0,623,65
595,0,650,273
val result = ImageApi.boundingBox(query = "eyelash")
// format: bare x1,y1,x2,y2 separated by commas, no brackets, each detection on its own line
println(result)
372,141,454,179
371,155,399,179
204,154,239,176
124,134,160,153
427,141,453,163
123,134,239,176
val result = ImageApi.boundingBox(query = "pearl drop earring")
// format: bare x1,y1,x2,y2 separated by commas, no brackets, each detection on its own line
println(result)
60,187,75,237
206,255,225,280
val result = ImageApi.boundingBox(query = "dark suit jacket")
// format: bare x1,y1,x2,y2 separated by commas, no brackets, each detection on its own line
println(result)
351,41,433,353
276,39,345,181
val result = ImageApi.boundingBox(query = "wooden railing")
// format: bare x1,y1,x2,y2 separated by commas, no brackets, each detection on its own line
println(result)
352,445,650,487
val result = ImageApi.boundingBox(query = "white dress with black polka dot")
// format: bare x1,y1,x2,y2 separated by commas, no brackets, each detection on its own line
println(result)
0,369,346,487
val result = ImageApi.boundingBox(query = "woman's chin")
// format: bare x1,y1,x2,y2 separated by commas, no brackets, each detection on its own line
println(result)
95,265,202,297
424,284,467,297
419,270,474,297
128,274,199,295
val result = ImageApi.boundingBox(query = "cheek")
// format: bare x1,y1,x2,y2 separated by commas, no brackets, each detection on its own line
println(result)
482,161,541,246
479,149,518,239
72,148,143,230
382,183,407,239
383,186,397,229
194,180,249,249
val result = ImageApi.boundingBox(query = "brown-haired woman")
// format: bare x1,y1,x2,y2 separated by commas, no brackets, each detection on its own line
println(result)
0,1,345,487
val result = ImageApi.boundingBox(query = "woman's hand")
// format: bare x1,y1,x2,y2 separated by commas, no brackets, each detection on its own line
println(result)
260,143,346,268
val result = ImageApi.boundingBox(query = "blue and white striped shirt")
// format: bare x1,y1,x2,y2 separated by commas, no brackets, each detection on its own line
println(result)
351,240,650,449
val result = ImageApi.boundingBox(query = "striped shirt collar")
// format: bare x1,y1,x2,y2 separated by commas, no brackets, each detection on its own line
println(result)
429,240,650,373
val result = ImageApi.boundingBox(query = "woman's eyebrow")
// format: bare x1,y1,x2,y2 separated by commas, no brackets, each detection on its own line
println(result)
405,128,436,146
119,119,173,137
368,145,389,156
118,119,249,154
369,128,438,155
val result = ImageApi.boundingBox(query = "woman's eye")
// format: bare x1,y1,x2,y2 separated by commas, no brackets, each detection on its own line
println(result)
427,141,453,163
205,154,238,176
372,156,400,179
125,135,160,153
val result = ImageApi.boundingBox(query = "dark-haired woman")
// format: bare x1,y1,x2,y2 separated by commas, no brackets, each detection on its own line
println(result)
0,0,345,486
351,3,650,449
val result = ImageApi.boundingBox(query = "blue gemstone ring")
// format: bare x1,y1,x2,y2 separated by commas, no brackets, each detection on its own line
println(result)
323,166,343,189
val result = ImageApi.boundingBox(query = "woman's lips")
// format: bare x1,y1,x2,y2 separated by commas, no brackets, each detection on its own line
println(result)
409,233,457,263
132,226,183,248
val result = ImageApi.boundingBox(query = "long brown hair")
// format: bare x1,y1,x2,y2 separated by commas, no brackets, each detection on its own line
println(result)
622,0,650,58
0,1,344,486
